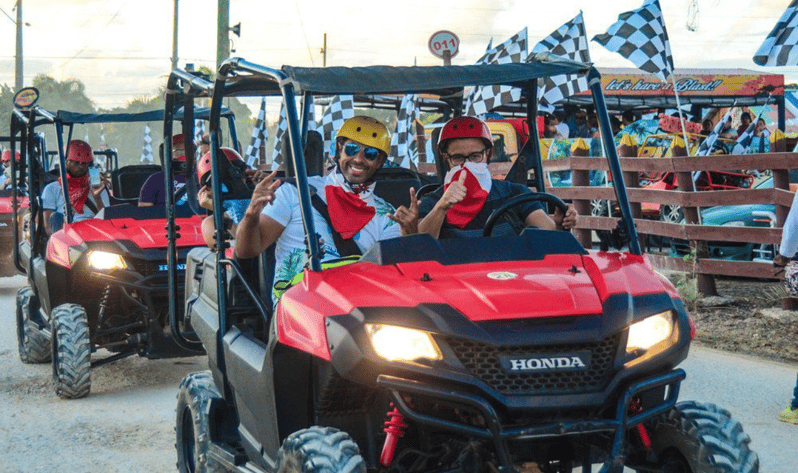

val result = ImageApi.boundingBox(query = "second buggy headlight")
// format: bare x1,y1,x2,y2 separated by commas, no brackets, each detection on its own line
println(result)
626,311,675,353
365,324,442,362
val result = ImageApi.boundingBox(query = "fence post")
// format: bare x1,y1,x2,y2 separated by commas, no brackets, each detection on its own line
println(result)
672,136,717,296
617,134,643,250
571,139,592,248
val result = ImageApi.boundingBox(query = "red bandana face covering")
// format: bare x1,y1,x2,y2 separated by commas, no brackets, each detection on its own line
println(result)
444,166,489,228
325,185,376,239
59,174,91,214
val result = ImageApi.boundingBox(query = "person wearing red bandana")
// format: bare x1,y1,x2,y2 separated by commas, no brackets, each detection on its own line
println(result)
418,116,577,238
235,116,418,302
42,140,110,235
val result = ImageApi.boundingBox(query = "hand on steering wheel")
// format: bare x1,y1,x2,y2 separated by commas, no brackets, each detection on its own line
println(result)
482,192,569,237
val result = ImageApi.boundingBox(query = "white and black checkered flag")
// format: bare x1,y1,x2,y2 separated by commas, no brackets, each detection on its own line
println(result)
320,95,354,157
754,0,798,66
245,97,268,167
270,103,288,171
140,125,154,164
193,119,206,160
390,94,419,167
593,0,674,82
533,12,591,107
732,109,766,155
465,28,528,116
305,95,317,133
696,103,736,156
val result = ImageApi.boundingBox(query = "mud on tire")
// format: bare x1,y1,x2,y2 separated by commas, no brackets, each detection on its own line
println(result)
51,303,91,399
17,286,51,363
276,426,366,473
175,371,225,473
641,401,759,473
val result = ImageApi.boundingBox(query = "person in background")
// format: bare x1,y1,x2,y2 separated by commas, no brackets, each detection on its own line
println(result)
41,140,110,235
1,149,20,190
772,192,798,424
736,112,752,138
418,116,576,239
621,109,636,129
198,133,210,157
569,109,591,138
138,134,187,207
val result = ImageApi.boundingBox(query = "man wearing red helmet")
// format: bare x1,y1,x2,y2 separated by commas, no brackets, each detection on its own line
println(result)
41,140,110,235
418,116,577,238
138,134,187,207
235,116,418,301
1,149,21,190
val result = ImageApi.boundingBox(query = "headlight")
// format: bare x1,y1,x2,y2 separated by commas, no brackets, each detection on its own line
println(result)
365,324,442,362
87,251,127,271
626,311,674,353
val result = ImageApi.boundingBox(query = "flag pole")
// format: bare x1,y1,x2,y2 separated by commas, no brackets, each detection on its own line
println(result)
669,69,691,156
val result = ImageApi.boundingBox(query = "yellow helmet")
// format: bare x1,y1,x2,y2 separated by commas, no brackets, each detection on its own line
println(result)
337,116,391,156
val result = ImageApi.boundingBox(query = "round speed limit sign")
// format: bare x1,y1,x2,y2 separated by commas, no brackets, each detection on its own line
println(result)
428,30,459,59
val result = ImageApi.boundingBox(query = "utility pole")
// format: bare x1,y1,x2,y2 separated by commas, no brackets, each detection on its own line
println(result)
15,0,23,91
171,0,178,71
321,33,327,67
216,0,230,71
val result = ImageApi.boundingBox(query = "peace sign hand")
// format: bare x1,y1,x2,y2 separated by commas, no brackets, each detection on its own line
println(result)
244,171,281,219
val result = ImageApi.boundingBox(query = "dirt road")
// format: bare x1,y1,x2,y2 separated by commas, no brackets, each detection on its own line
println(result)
0,275,206,472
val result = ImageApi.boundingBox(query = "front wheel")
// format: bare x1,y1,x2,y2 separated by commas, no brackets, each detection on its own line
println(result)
636,401,759,473
276,426,366,473
16,286,51,363
175,371,225,473
51,303,91,399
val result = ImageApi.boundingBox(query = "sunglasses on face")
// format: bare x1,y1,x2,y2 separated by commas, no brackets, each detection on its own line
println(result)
344,142,381,161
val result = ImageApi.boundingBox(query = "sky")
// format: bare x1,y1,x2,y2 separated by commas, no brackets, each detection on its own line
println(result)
1,0,795,115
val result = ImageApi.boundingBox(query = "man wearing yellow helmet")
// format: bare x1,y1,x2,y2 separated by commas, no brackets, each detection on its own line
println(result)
235,116,418,300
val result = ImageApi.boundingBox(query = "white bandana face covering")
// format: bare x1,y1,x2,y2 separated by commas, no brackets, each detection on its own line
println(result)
443,162,492,194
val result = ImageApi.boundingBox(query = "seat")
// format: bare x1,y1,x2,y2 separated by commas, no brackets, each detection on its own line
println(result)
111,164,162,200
372,167,422,208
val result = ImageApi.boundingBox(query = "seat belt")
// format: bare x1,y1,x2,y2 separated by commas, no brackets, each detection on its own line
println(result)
310,193,362,257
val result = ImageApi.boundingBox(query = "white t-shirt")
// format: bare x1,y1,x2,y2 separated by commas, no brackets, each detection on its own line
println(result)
41,180,110,222
263,173,400,294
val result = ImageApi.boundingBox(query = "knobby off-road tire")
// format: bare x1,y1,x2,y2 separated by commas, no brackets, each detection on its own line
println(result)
175,371,225,473
276,426,367,473
642,401,759,473
16,286,51,363
51,303,91,399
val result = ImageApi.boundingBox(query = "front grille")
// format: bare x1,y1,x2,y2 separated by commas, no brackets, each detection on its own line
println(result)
444,334,620,396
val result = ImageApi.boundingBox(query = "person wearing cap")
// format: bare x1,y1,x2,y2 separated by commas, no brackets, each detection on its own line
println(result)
138,134,188,207
234,116,418,300
41,140,110,235
418,116,576,239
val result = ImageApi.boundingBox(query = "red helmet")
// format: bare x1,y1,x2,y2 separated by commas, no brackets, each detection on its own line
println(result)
438,116,493,151
197,147,245,186
1,149,20,163
66,140,93,163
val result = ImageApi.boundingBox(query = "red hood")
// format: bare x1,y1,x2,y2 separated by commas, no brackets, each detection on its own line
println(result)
58,215,205,249
288,252,675,323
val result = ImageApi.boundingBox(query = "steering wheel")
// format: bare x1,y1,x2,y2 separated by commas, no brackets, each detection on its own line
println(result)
483,192,569,237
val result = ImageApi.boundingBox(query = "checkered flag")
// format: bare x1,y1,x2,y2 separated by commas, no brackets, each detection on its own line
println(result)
390,94,419,167
697,103,736,156
305,95,317,133
270,103,288,170
732,109,766,155
593,0,674,82
320,95,354,157
533,12,591,107
245,97,268,167
465,28,528,116
754,0,798,66
140,125,154,164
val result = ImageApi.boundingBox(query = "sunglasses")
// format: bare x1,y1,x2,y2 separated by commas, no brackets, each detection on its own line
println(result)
344,142,381,161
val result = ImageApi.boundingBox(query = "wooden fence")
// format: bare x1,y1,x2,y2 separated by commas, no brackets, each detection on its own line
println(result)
543,152,798,294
